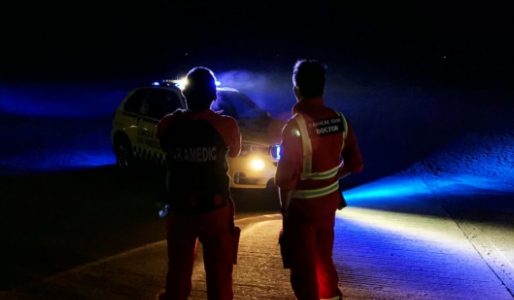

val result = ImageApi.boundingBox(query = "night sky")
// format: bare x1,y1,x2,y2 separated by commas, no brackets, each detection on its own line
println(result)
1,1,513,88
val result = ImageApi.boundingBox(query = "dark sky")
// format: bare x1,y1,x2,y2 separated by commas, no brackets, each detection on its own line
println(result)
1,1,512,87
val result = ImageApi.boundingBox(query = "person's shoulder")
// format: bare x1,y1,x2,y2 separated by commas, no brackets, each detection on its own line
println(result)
326,107,350,121
286,112,299,121
159,109,188,133
330,110,353,131
171,108,188,116
286,113,305,124
158,109,189,137
280,115,300,137
162,108,188,121
210,111,238,126
220,114,238,124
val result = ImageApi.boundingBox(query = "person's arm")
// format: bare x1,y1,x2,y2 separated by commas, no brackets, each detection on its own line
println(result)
157,115,173,150
275,122,302,217
338,121,364,176
226,117,242,158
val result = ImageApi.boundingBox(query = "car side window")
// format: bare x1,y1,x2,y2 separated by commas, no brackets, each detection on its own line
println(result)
124,89,148,114
145,88,183,120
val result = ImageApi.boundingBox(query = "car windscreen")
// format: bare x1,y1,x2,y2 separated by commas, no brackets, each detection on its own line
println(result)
212,90,265,119
145,88,183,120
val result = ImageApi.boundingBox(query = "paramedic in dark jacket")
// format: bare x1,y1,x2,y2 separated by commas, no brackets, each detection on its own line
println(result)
276,59,364,300
157,67,242,300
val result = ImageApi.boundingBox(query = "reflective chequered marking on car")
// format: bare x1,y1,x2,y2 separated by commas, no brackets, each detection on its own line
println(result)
132,146,166,165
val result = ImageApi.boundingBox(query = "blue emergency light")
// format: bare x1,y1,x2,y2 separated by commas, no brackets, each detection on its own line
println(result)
272,145,281,160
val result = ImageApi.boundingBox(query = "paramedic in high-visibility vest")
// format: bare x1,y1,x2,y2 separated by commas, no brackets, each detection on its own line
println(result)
157,67,242,300
275,59,364,300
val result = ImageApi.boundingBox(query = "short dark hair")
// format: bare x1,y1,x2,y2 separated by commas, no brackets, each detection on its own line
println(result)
182,67,217,112
292,59,327,98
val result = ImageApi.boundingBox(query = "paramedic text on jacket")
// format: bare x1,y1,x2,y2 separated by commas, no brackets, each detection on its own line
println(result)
275,59,364,300
157,67,242,300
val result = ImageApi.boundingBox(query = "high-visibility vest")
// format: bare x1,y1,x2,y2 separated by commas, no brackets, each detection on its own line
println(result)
291,111,348,199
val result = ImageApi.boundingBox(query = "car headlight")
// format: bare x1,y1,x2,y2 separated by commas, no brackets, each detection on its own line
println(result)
250,158,265,170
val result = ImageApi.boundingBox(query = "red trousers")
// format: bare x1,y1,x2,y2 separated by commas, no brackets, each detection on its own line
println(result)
159,203,236,300
283,215,342,300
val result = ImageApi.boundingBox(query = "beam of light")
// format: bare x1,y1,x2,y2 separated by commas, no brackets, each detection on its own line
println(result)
0,149,115,175
333,179,514,296
423,174,514,194
0,86,125,118
336,206,475,252
331,205,505,299
175,79,187,90
344,125,514,204
344,169,514,205
344,176,431,202
0,131,116,174
215,70,292,116
332,131,514,295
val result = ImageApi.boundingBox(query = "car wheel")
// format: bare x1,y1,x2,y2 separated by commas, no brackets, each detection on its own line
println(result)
114,137,135,171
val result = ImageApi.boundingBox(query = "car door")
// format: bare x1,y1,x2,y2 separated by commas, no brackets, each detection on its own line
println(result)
137,87,184,163
120,88,149,147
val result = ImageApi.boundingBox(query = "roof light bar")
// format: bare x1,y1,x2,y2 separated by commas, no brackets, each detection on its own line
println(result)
160,78,221,90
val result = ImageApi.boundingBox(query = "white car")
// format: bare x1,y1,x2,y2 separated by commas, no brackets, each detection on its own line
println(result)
111,79,284,189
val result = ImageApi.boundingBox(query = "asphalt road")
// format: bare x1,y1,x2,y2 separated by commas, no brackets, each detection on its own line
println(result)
0,164,280,292
1,180,513,300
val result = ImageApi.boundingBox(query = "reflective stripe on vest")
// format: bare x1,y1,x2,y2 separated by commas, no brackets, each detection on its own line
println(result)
291,111,347,199
292,180,340,199
294,113,314,181
336,111,348,150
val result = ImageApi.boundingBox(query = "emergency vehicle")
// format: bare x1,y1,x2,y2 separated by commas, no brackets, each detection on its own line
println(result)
111,79,284,189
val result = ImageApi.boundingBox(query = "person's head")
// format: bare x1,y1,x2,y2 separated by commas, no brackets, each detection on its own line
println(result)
182,67,218,112
292,59,327,101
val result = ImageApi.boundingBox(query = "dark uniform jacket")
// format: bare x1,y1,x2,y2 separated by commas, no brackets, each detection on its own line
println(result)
158,108,241,213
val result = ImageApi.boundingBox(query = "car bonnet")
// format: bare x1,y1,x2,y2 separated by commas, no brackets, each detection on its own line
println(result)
238,117,285,146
